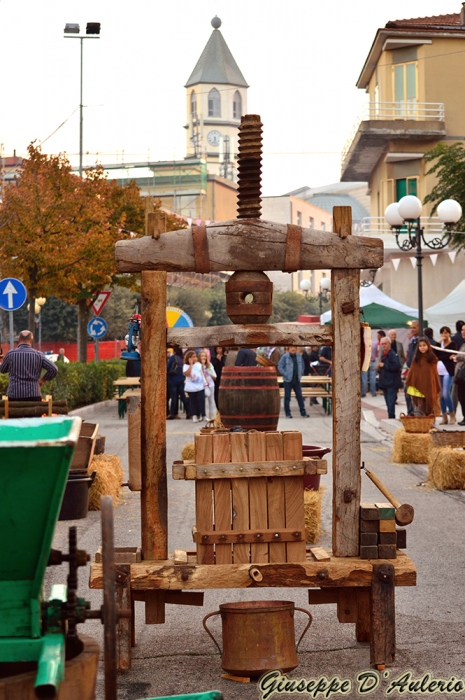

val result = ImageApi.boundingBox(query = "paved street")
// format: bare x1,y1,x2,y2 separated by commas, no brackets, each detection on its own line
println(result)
45,393,465,700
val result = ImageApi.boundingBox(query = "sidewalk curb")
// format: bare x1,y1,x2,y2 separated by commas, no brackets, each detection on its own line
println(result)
69,400,114,417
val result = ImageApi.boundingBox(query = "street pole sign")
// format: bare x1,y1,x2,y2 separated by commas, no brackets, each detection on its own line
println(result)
0,278,28,350
91,291,112,316
87,317,108,362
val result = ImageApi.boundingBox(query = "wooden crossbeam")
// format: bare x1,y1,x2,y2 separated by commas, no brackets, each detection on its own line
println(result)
115,220,383,273
172,458,327,480
167,323,333,349
193,528,305,545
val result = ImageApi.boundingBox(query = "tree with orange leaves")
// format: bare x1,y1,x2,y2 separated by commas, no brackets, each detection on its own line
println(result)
0,143,183,361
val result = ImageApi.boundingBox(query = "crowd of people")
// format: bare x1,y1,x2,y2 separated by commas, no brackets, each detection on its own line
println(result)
368,320,465,424
166,344,334,422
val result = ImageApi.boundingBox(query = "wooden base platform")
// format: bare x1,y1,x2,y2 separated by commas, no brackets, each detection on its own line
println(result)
89,549,415,670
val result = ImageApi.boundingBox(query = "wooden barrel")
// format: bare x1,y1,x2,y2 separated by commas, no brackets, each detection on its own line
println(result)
218,366,280,431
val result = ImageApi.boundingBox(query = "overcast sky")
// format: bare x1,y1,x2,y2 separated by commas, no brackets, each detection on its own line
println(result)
0,0,461,194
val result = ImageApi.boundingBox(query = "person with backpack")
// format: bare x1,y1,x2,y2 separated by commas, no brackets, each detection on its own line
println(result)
167,348,190,420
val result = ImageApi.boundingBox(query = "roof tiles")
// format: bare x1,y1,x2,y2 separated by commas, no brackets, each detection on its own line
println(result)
386,13,462,28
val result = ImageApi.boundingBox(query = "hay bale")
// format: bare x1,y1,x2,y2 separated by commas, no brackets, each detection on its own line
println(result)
182,443,195,461
304,486,325,544
88,454,124,510
428,447,465,490
392,428,433,464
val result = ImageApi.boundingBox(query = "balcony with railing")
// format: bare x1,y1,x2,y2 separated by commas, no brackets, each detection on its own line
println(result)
354,215,456,255
341,101,446,182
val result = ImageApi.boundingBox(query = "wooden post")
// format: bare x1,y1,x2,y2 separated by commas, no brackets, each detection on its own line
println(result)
115,564,131,670
127,394,141,491
370,563,396,665
141,199,167,622
331,206,361,557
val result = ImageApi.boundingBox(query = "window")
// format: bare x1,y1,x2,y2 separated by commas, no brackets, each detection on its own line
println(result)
233,90,242,120
396,177,418,200
309,217,314,229
208,88,221,117
393,62,417,117
297,211,302,226
190,90,197,117
321,222,326,231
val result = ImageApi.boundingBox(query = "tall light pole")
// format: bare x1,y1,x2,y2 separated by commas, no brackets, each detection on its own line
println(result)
64,23,101,178
385,196,462,335
299,276,331,316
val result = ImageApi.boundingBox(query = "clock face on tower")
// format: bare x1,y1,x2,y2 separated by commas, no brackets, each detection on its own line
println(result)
207,130,221,147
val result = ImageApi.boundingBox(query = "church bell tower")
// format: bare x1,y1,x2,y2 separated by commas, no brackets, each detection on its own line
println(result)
184,17,249,181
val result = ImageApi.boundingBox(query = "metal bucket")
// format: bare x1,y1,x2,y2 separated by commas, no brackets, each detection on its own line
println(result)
203,600,312,677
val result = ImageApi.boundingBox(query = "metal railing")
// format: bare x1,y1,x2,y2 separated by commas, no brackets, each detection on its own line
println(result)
354,216,447,237
341,101,445,169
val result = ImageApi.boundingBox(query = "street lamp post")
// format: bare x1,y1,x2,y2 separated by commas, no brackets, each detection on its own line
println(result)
385,196,462,335
64,23,101,178
299,276,331,316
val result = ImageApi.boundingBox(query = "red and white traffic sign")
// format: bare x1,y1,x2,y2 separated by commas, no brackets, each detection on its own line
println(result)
92,291,112,316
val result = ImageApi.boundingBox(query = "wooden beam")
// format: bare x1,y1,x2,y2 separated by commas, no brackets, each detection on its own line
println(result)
115,220,384,273
193,527,305,544
174,458,327,480
167,323,333,349
89,551,417,591
141,202,168,562
332,207,361,557
370,563,396,665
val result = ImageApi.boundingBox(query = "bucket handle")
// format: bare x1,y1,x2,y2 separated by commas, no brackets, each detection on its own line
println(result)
294,607,313,652
202,611,222,655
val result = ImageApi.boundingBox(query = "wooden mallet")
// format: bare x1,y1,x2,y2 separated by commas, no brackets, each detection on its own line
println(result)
361,464,414,526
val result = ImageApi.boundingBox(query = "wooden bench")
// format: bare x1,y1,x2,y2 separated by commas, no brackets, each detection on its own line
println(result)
278,376,332,414
113,377,140,418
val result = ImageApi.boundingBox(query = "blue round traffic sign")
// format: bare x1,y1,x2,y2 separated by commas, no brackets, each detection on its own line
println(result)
0,278,27,311
87,317,108,339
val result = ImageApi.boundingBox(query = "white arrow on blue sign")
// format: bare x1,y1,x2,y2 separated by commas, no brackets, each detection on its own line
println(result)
0,278,27,311
87,317,108,339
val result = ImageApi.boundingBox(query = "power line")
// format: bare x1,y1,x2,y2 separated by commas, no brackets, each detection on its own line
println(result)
40,106,80,146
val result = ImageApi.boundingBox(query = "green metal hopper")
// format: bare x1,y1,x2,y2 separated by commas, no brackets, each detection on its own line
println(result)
0,416,81,694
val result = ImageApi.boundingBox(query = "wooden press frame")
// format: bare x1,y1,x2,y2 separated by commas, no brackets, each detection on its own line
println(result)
90,205,416,669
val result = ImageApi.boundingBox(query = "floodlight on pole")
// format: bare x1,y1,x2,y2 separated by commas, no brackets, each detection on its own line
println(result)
64,22,101,178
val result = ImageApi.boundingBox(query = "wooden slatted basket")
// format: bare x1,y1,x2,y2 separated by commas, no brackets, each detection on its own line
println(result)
399,413,435,434
430,430,465,448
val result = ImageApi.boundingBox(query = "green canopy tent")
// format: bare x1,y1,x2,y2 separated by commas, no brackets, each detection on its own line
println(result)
325,303,420,328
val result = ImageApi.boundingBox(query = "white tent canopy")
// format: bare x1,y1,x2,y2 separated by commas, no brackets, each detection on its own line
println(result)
320,284,418,323
424,280,465,335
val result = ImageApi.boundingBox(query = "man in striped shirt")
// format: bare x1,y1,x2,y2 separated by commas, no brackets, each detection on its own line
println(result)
0,330,58,400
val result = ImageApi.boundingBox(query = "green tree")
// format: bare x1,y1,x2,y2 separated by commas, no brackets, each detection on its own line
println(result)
424,142,465,250
167,285,211,327
100,286,140,339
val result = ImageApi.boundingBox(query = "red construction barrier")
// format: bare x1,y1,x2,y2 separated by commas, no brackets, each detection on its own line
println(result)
1,340,126,362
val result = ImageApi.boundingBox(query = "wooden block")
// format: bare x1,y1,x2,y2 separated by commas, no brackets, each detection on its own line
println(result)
164,591,204,606
370,562,395,665
230,432,248,462
282,431,302,460
127,397,141,490
308,546,331,562
172,461,185,480
231,479,250,563
267,475,286,563
308,589,338,605
194,528,304,544
265,432,284,461
360,503,379,520
145,591,165,624
337,588,358,623
379,519,396,532
249,477,269,562
195,436,214,564
355,587,371,643
360,545,378,559
360,519,379,533
247,430,266,461
213,432,231,463
375,502,395,520
379,532,396,545
378,544,397,559
284,475,306,561
360,533,378,546
396,529,407,549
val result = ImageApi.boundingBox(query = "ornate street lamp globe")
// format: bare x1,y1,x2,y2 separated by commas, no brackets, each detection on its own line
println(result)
384,203,404,228
320,277,331,291
398,195,422,222
437,199,462,224
299,279,311,293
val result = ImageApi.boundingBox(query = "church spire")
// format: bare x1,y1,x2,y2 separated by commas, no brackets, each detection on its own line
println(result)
185,17,248,88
